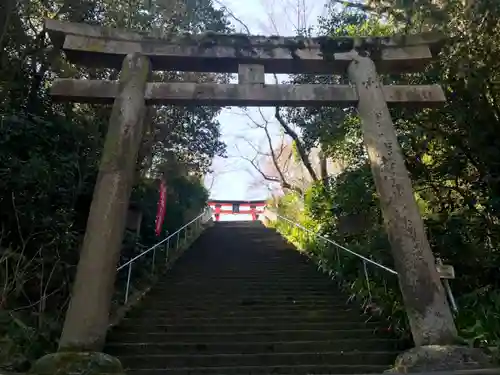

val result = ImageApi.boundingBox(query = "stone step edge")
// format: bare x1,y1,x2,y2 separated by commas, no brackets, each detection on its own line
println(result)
106,338,402,347
386,369,500,375
119,364,388,375
119,350,399,359
115,322,380,328
107,367,500,374
109,328,373,336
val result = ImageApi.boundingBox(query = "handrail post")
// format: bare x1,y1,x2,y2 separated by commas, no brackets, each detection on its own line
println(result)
363,260,372,301
114,209,207,310
151,246,156,275
166,238,170,264
443,279,458,313
125,263,132,304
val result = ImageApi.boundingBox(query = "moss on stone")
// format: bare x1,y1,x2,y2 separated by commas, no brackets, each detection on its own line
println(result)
30,352,124,375
387,345,494,373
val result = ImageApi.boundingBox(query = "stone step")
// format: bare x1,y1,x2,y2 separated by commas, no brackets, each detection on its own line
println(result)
126,304,361,315
161,268,324,273
142,292,349,300
119,313,380,326
145,292,346,301
108,328,388,343
151,285,340,294
137,300,354,310
120,351,398,369
125,308,373,320
127,364,389,375
105,338,404,356
106,224,403,375
154,280,334,287
141,299,351,307
112,321,381,334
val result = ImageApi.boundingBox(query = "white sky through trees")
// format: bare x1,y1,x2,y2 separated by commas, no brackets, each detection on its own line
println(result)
205,0,329,201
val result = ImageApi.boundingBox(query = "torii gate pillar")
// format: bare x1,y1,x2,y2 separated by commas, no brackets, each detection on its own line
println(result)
347,53,456,346
59,53,151,352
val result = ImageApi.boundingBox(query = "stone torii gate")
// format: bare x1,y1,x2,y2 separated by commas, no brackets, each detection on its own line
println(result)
34,19,460,373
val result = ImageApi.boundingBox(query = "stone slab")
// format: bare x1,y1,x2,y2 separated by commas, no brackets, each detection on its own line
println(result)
388,370,500,375
49,80,446,107
29,352,124,375
388,345,495,374
45,19,443,74
239,64,265,84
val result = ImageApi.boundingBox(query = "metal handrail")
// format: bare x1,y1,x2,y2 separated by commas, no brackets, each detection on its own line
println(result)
275,213,397,275
117,207,212,303
117,209,209,271
271,211,459,312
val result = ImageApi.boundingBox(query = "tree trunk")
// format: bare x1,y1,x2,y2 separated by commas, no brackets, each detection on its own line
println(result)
347,52,457,346
58,53,151,352
275,107,318,182
318,146,328,184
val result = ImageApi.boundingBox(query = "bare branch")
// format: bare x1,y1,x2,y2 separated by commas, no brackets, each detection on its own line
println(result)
236,131,302,194
274,107,318,181
331,0,379,13
262,122,289,187
213,0,251,34
237,148,280,183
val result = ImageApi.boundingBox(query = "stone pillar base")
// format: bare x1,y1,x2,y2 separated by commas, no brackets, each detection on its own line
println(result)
387,345,494,373
30,352,124,375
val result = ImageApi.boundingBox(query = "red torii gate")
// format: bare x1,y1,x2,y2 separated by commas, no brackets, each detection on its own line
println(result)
208,200,266,221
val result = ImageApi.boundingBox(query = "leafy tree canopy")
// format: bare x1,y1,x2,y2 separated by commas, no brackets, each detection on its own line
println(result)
0,0,231,370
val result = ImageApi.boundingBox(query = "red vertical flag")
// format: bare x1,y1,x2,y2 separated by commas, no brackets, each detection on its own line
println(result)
155,179,167,237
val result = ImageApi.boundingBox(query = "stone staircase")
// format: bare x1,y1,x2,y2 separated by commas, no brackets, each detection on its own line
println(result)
105,221,407,374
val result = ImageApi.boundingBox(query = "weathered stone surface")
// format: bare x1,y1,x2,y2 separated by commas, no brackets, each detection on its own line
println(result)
383,84,446,104
30,352,124,375
238,64,265,84
347,52,458,346
49,79,446,107
58,53,150,352
45,19,443,73
388,345,494,373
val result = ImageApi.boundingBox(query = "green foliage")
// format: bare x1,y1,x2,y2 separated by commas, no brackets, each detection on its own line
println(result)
275,0,500,353
456,287,500,350
0,112,97,370
272,179,410,341
0,0,230,370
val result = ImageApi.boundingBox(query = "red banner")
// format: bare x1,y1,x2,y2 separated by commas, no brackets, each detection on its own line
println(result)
155,179,167,236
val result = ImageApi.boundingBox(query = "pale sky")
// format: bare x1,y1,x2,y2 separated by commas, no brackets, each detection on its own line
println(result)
205,0,329,201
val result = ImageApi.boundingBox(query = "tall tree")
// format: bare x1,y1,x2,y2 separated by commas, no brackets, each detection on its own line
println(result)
0,0,232,369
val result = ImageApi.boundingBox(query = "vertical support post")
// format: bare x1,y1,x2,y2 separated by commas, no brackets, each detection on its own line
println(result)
238,64,265,84
151,246,156,275
442,279,458,313
166,238,170,264
58,53,150,352
124,263,132,304
347,52,457,346
363,261,372,301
